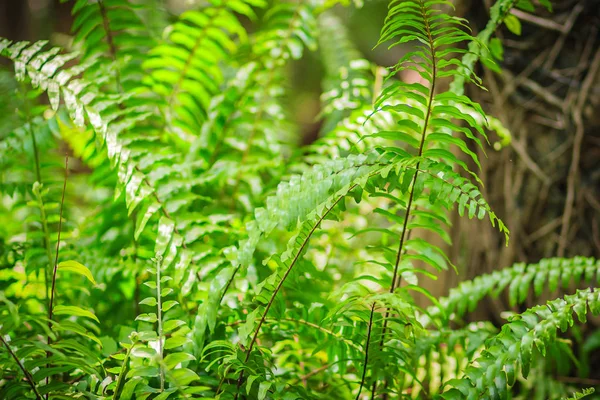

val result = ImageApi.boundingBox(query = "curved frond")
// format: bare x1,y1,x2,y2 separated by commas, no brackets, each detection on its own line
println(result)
440,289,600,399
143,0,265,139
428,257,600,324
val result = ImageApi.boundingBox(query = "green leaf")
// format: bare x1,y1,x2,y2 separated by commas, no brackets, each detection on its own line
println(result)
163,319,186,333
504,15,522,36
162,300,179,312
135,313,158,323
53,305,99,323
155,216,175,257
165,336,190,349
58,260,96,285
139,297,157,307
489,37,504,61
163,352,195,369
258,381,272,400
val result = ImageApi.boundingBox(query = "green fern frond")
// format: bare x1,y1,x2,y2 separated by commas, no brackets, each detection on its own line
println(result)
318,12,374,123
143,0,265,140
68,0,155,90
186,1,318,208
429,257,600,324
561,387,595,400
0,39,182,234
354,0,508,396
440,289,600,399
449,0,517,95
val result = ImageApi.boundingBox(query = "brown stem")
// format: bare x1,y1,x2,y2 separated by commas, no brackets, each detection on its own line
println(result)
47,155,68,325
45,155,68,398
0,336,43,400
371,2,437,397
97,0,123,92
233,189,352,399
356,303,376,400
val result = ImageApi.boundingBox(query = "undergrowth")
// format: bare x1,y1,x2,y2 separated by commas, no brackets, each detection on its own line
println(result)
0,0,597,399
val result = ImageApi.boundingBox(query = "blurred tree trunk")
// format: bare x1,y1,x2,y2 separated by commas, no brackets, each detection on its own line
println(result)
431,0,600,323
0,0,30,41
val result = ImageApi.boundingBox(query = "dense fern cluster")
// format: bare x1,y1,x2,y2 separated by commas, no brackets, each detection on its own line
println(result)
0,0,597,399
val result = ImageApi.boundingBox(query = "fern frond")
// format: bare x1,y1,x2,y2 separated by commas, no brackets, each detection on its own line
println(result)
318,12,374,123
407,322,498,397
440,289,600,399
186,1,318,210
428,257,600,324
143,0,265,140
0,39,191,237
360,0,509,396
196,152,389,348
69,0,155,90
449,0,518,95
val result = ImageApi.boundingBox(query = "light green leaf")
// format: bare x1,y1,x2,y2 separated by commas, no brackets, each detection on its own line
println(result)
163,352,195,369
58,260,96,285
504,15,522,36
53,305,99,323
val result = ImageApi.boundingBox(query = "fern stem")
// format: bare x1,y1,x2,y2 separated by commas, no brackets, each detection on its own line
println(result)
0,335,43,400
47,155,68,326
156,256,165,391
24,88,53,307
371,2,437,397
97,0,123,92
112,342,136,400
233,188,352,399
389,4,437,293
45,154,68,396
166,3,227,110
356,303,376,400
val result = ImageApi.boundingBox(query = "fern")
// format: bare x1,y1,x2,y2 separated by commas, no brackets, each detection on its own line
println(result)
144,0,264,140
440,289,600,399
429,257,600,324
68,0,155,91
1,0,596,399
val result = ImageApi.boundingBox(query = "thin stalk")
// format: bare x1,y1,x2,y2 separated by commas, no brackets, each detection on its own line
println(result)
97,0,123,92
370,2,437,397
232,190,352,399
47,155,68,325
0,335,43,400
355,303,376,400
156,256,165,392
46,154,68,397
22,82,52,306
112,342,136,400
